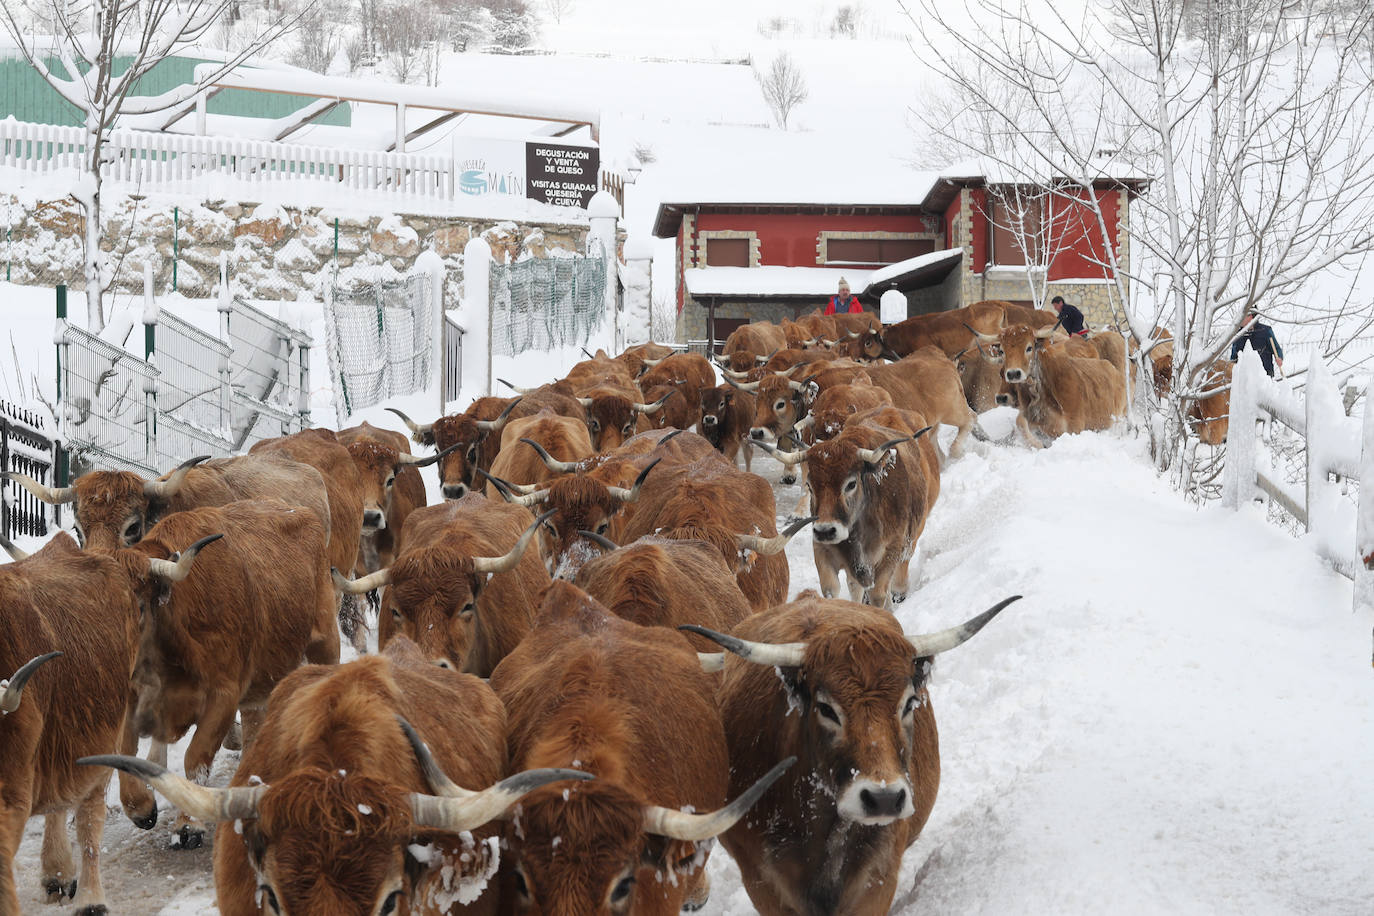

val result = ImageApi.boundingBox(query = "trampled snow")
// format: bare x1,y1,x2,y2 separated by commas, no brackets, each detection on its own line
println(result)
10,417,1374,913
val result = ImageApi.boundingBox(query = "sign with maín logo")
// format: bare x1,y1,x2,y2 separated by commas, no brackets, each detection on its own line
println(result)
525,142,600,209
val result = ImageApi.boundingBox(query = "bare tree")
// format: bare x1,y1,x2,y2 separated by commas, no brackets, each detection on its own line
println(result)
0,0,305,329
378,0,440,83
756,51,809,130
908,0,1374,487
543,0,574,25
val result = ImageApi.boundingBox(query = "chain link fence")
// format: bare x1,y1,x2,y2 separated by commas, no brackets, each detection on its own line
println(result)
325,271,435,415
489,249,606,357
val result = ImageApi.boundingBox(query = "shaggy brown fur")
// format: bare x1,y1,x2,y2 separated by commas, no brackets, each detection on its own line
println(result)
698,385,756,470
339,423,428,574
485,412,595,497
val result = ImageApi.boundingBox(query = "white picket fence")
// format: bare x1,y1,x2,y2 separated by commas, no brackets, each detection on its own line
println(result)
1222,348,1374,612
0,119,455,202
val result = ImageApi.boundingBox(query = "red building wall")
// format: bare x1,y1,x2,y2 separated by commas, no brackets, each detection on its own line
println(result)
966,188,989,274
692,212,930,267
1047,188,1119,281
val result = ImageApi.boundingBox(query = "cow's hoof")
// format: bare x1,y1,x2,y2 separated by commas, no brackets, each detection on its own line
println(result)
781,473,797,485
75,906,109,916
891,591,908,605
174,826,205,850
43,878,77,901
222,720,243,751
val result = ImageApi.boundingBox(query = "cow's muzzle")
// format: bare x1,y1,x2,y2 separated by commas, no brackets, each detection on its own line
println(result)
362,509,385,532
838,778,915,825
812,521,848,544
702,414,718,426
1004,368,1025,383
749,427,773,442
443,482,469,500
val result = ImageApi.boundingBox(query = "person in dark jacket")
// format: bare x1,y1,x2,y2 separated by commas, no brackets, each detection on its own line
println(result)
1050,296,1087,336
1231,309,1284,377
825,278,863,315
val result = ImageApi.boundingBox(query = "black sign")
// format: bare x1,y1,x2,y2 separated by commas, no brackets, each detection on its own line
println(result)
526,142,600,209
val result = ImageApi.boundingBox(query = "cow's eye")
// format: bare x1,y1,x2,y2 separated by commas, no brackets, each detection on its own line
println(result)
384,475,395,489
623,423,635,435
903,693,919,717
610,874,636,905
595,522,609,535
391,608,402,622
122,518,142,543
512,867,531,900
467,445,477,462
815,701,841,724
1026,345,1033,354
259,886,281,914
589,419,600,432
378,890,401,916
844,478,858,493
460,601,475,619
775,400,786,411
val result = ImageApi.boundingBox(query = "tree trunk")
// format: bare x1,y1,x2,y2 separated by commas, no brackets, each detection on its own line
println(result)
83,131,105,331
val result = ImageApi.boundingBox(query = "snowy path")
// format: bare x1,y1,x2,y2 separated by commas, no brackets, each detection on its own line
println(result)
13,426,1374,914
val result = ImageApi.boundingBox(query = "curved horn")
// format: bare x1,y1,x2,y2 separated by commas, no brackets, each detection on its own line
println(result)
1,651,61,714
678,625,806,667
606,458,660,504
642,756,795,841
396,442,460,468
0,533,29,562
632,394,670,415
657,428,686,447
787,379,806,392
575,397,595,408
747,438,807,466
855,436,912,465
906,595,1021,657
471,510,554,575
3,472,76,505
474,397,523,432
793,415,815,433
963,322,1000,345
581,347,596,359
736,516,817,556
640,356,663,368
1035,315,1065,339
756,349,779,365
577,530,619,552
146,533,223,583
721,367,751,381
497,378,538,395
78,755,265,821
724,377,760,393
844,329,862,340
385,407,434,444
144,455,210,501
519,438,580,474
476,469,549,508
332,566,391,595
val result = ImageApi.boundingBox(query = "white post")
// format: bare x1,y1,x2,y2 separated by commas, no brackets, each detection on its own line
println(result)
1221,347,1262,510
461,237,493,398
1356,386,1374,615
195,92,207,136
587,190,620,353
1305,356,1342,561
414,249,447,414
395,103,407,153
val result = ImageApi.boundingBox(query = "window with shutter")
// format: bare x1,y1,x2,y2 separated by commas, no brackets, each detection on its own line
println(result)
705,238,751,267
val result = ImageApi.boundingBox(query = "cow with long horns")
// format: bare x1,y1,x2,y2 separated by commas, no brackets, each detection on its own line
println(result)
483,411,596,498
721,322,789,371
387,399,523,501
0,534,144,915
991,323,1128,446
82,637,590,916
115,498,340,848
759,407,940,608
698,383,756,470
339,422,450,574
490,581,795,915
637,351,716,430
338,495,550,676
685,593,1018,916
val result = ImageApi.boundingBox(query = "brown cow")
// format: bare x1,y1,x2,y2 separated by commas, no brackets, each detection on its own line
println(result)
116,498,341,848
619,455,794,610
796,310,839,344
484,411,595,497
808,381,894,441
573,533,788,652
0,534,143,914
615,342,677,379
1189,360,1233,446
339,422,449,573
250,428,369,652
864,349,979,460
490,581,793,915
686,594,1017,916
638,352,716,430
3,453,329,555
337,495,549,676
1086,327,1129,374
84,638,589,916
483,429,718,578
879,301,1008,360
636,383,691,432
698,384,756,470
721,322,788,369
789,408,940,608
387,399,522,500
997,323,1128,446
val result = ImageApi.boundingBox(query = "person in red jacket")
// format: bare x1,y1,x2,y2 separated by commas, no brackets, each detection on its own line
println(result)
825,278,864,315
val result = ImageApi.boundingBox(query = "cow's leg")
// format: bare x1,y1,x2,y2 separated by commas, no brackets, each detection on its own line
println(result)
0,772,34,916
891,547,916,607
309,581,343,665
239,706,266,751
172,694,237,850
814,547,842,600
222,717,243,751
71,777,110,915
40,811,76,902
117,705,157,830
1016,410,1045,449
741,436,754,472
949,409,976,459
869,556,899,611
847,573,866,603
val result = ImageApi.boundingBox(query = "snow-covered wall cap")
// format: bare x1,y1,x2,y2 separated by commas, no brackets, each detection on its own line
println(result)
622,234,654,261
587,191,621,220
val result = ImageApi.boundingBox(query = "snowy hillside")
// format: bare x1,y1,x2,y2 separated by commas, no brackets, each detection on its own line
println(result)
11,421,1373,914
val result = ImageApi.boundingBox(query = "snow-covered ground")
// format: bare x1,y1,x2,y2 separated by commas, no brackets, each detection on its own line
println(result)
10,418,1373,913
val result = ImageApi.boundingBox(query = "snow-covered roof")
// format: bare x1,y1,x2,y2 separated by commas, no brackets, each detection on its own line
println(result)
862,247,965,293
685,266,876,299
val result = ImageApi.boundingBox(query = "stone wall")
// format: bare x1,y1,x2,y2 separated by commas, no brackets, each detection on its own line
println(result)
0,193,592,305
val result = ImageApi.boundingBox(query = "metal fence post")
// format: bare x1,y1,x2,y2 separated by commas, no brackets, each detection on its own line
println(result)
297,339,311,429
172,206,179,292
143,263,159,468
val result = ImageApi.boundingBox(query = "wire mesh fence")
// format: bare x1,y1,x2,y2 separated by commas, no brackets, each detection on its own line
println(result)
151,309,234,466
58,322,158,475
228,297,309,449
325,272,435,416
489,250,606,357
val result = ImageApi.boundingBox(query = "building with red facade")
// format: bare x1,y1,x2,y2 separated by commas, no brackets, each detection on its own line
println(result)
653,169,1145,344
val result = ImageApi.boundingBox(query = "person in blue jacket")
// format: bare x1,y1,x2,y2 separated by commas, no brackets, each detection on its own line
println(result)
1231,309,1284,377
1049,296,1087,336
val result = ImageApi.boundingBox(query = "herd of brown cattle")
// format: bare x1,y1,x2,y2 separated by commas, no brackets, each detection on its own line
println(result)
0,300,1223,916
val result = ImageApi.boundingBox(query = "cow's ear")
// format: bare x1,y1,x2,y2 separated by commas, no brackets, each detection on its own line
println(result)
243,823,268,869
803,381,820,405
641,835,709,877
912,656,934,691
777,667,808,708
